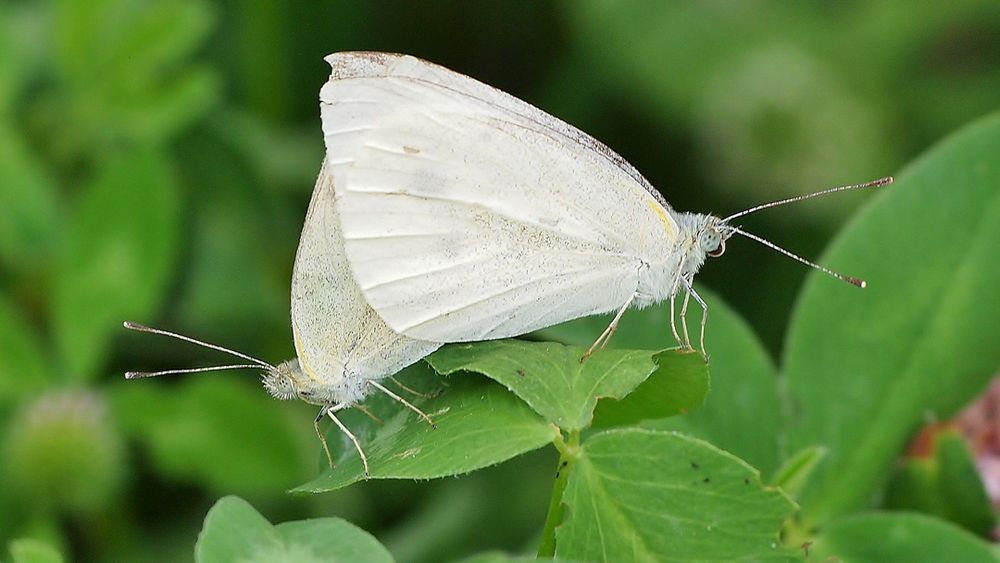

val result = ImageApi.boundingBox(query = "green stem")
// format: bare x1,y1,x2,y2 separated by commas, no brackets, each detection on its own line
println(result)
537,429,580,557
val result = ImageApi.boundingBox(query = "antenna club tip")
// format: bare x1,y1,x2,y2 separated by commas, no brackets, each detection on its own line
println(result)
846,277,867,288
878,176,893,186
124,371,141,379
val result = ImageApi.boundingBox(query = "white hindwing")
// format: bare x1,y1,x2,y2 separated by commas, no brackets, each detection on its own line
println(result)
321,52,679,341
290,157,441,404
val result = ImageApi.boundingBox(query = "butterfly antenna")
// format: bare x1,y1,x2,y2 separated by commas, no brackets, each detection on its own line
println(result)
728,227,865,288
122,321,274,379
125,364,264,379
723,176,892,222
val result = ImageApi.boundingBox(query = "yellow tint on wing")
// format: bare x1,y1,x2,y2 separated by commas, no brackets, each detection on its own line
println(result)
647,199,676,237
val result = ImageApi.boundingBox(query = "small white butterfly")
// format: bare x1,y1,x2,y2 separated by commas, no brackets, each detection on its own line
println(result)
125,158,441,477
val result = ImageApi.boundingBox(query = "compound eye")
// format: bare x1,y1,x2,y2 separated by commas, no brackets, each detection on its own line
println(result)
707,239,726,258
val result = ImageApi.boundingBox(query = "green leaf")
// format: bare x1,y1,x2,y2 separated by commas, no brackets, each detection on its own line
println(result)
784,112,1000,523
590,349,708,428
0,296,50,404
8,539,64,563
195,496,393,563
427,340,664,431
884,431,996,537
0,123,58,269
53,148,180,381
110,375,311,495
809,512,999,563
295,363,555,493
555,429,798,562
539,287,783,477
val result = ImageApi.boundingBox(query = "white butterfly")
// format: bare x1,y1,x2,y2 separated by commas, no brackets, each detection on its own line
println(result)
319,51,885,357
125,158,441,477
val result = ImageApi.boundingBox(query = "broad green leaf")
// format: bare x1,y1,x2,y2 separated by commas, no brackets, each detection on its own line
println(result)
276,520,393,563
784,112,1000,523
0,124,58,269
555,429,797,562
0,296,50,404
539,287,782,477
427,340,660,431
196,496,393,563
809,512,998,563
884,431,996,536
295,363,555,493
110,375,311,495
8,539,64,563
590,349,708,428
53,148,180,381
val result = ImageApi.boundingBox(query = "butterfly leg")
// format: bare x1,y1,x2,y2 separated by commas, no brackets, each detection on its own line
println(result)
325,403,371,478
368,380,436,429
679,284,693,349
582,292,638,362
680,276,710,359
669,293,683,347
314,406,336,470
668,270,684,348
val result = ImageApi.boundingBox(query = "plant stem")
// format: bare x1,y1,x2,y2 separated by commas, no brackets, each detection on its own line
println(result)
537,429,580,557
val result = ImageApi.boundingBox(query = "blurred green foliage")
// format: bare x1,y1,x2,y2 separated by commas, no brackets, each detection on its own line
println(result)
1,1,999,562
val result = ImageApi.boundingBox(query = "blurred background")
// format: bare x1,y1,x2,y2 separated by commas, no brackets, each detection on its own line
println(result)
1,1,998,561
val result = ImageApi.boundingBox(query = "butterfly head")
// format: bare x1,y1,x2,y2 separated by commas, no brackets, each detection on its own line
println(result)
264,359,365,405
262,360,303,401
264,359,340,405
698,216,733,259
670,213,734,283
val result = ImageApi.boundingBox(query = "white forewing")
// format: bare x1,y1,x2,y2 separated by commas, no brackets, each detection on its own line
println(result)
290,158,441,405
321,52,679,341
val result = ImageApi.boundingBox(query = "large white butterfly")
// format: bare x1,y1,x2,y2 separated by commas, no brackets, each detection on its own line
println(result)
320,51,886,356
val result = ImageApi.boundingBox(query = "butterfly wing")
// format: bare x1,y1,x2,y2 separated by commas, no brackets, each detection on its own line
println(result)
321,52,680,342
291,157,441,404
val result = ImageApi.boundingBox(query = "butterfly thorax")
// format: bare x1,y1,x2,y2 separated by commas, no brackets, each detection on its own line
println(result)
637,212,730,305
